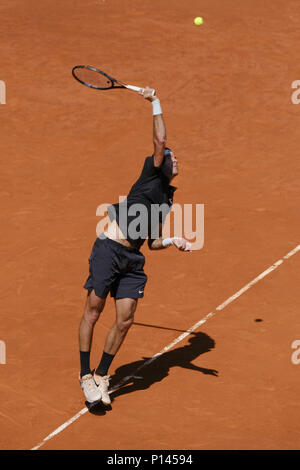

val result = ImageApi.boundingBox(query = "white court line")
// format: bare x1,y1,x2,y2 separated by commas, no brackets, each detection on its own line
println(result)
31,244,300,450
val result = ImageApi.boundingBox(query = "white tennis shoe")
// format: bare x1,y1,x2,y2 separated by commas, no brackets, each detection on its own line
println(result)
93,373,111,405
80,373,102,404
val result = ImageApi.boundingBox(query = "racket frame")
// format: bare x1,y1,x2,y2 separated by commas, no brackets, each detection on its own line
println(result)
72,65,155,95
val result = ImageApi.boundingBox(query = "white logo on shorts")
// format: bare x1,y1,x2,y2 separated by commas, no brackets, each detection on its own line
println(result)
138,289,144,294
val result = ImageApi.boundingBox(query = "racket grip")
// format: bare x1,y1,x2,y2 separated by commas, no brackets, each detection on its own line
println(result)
126,84,156,96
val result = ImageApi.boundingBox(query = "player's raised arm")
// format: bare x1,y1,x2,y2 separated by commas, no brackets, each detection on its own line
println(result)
140,87,166,167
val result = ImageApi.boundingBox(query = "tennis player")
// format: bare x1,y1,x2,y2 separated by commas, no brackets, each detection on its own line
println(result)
78,87,192,407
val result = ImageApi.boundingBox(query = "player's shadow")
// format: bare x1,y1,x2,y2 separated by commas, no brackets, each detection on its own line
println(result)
109,331,218,403
85,400,109,415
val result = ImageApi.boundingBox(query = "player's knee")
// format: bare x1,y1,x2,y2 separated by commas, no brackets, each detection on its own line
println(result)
84,306,102,325
117,314,134,335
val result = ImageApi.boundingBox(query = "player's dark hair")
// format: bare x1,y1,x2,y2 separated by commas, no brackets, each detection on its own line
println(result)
161,147,173,181
164,147,172,157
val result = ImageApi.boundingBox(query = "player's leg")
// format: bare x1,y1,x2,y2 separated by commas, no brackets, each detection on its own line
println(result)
79,236,121,404
79,289,106,374
94,298,138,405
78,290,106,404
103,297,137,355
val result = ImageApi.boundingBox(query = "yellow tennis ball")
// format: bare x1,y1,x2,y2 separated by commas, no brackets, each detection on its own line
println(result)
194,17,203,26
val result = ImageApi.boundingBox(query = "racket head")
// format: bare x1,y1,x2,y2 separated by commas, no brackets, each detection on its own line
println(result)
72,65,125,90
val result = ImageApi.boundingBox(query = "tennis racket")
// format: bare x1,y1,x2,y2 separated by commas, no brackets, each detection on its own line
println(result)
72,65,155,95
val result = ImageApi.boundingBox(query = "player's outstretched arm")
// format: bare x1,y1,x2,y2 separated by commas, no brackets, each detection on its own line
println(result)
140,87,166,167
149,237,192,252
148,225,192,252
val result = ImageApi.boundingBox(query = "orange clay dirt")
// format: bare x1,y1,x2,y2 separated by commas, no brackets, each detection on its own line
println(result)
0,0,300,450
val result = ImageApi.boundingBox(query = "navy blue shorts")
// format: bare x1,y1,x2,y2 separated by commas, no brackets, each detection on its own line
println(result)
83,236,148,299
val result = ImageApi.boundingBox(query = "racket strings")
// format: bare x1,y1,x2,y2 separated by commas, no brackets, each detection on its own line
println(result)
74,67,112,89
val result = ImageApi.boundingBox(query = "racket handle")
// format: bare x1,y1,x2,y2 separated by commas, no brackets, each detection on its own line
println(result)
126,84,156,96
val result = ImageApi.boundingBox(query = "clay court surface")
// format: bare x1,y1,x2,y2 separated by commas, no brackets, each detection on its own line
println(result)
1,0,300,450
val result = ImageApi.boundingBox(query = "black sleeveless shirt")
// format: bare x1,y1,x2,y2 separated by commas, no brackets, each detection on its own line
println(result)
108,156,177,250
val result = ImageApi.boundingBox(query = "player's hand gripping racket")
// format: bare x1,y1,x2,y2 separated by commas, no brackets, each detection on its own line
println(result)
72,65,155,96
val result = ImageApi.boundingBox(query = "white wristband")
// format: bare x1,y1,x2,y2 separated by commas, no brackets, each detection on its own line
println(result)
162,237,174,247
152,99,162,116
